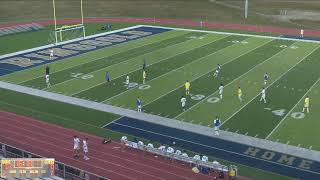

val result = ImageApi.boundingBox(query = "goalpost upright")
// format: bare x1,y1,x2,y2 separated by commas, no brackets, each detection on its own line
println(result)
52,0,86,44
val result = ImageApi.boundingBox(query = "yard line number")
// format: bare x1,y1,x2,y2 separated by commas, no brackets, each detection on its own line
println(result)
70,73,94,80
229,40,249,44
279,45,299,49
190,94,221,104
265,108,305,119
123,82,151,90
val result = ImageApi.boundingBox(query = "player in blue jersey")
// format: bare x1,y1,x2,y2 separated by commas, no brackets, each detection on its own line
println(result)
213,116,221,136
264,73,269,85
105,71,110,83
136,97,142,112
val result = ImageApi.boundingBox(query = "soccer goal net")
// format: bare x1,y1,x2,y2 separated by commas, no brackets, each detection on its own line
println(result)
51,0,86,44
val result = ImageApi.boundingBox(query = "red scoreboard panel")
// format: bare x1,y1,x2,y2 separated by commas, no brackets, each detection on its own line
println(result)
0,158,54,178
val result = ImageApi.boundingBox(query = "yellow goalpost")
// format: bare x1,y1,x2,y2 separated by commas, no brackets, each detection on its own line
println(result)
52,0,86,44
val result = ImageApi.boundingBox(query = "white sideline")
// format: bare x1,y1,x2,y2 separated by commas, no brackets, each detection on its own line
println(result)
143,25,320,44
266,77,320,139
1,81,320,165
221,45,320,126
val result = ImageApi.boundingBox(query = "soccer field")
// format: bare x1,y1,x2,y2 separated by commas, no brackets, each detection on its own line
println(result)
1,25,320,151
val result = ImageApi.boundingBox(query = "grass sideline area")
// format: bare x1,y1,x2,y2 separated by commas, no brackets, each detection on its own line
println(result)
0,22,315,179
0,88,295,180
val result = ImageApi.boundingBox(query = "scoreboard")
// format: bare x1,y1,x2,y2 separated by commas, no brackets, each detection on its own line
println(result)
0,158,55,178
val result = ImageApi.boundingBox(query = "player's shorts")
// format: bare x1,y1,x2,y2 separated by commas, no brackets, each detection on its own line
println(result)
182,103,186,108
50,53,53,57
238,94,242,97
214,126,219,131
185,88,189,91
304,105,309,108
83,147,88,153
138,105,142,109
74,145,80,150
219,91,223,95
46,78,49,83
261,94,266,99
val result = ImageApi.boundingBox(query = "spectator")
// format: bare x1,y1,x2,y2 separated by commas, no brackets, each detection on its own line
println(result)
229,169,236,180
73,136,81,158
83,138,89,160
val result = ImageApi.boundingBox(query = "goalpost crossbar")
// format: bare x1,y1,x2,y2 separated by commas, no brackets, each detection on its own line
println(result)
52,0,85,44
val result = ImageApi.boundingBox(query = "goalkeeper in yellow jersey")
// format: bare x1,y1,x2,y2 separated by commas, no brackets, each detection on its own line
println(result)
302,96,310,113
185,80,190,95
238,87,242,102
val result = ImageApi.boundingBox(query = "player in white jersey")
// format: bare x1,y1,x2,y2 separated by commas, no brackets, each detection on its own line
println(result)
181,95,187,111
50,49,54,60
213,69,220,78
45,74,51,88
260,87,266,103
73,136,81,158
219,83,224,99
126,75,130,89
83,138,89,160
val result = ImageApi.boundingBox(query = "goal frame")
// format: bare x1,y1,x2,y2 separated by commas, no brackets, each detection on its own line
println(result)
52,0,86,44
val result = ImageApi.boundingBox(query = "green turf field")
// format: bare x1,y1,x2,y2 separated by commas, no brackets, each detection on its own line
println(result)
1,26,320,153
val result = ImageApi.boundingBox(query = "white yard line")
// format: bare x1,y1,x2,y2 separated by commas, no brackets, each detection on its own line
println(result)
20,32,184,84
101,116,123,128
175,40,298,118
102,35,241,103
72,34,229,97
42,33,200,90
221,46,320,126
139,38,272,110
265,76,320,139
144,25,320,44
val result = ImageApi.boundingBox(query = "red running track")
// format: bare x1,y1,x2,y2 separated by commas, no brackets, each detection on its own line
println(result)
1,17,320,37
0,111,221,180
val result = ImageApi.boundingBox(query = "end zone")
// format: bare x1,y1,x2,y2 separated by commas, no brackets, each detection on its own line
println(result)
0,26,170,76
